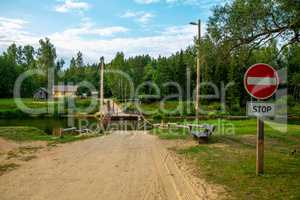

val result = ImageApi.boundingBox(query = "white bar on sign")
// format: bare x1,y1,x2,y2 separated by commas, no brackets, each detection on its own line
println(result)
247,77,277,85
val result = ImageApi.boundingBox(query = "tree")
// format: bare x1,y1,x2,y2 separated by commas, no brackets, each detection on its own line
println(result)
292,73,300,99
54,58,65,84
173,50,187,97
109,52,126,99
208,0,300,51
23,45,35,68
37,38,57,71
16,46,24,65
64,57,77,84
70,57,76,69
4,43,18,64
156,56,172,96
0,55,18,97
142,63,157,94
75,51,84,67
36,38,57,96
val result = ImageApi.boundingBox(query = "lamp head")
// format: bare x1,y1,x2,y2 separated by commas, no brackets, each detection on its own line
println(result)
100,56,104,63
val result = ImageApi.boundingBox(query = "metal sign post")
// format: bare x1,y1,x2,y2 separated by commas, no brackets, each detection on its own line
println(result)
256,116,264,174
244,63,279,175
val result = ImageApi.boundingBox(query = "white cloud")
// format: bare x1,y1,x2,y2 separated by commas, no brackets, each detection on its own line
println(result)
0,17,27,30
121,11,138,18
165,0,176,3
138,13,155,24
50,25,197,62
133,0,209,6
121,11,155,24
50,20,129,39
136,0,224,7
164,24,207,37
0,17,200,63
0,17,38,47
166,0,226,7
54,0,90,13
47,30,194,63
134,0,160,4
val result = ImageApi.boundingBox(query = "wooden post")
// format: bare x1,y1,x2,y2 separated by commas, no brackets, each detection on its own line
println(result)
107,100,111,114
112,100,115,113
256,117,264,175
100,57,104,114
195,20,201,122
59,128,63,138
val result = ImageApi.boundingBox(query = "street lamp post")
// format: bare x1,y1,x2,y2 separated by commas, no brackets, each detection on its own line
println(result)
100,56,104,114
190,19,201,122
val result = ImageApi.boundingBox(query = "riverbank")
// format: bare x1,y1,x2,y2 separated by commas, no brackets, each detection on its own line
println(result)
1,98,300,122
0,98,99,119
0,126,97,143
124,100,300,119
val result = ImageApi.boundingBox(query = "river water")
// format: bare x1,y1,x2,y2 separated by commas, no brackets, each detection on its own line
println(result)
0,117,151,134
0,117,298,135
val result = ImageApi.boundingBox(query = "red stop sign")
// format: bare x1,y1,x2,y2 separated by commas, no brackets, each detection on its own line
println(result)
244,63,279,100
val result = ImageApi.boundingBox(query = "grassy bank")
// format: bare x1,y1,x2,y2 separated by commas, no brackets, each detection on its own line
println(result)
154,119,300,199
0,98,99,118
153,127,189,140
125,100,300,118
1,98,300,119
0,126,97,143
125,101,232,117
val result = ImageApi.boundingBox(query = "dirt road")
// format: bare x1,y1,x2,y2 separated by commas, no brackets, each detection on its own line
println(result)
0,132,218,200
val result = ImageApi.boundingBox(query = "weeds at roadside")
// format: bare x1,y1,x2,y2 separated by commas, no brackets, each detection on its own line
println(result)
18,146,43,154
6,146,43,161
6,151,18,159
0,163,19,176
20,155,37,161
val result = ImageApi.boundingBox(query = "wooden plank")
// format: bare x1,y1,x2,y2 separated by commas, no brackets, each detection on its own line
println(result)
186,124,206,128
175,125,189,129
62,127,77,132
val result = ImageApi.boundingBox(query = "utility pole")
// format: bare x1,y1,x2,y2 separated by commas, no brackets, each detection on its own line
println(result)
190,19,201,121
100,57,104,114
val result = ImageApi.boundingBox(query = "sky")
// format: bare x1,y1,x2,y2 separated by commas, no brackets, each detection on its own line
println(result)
0,0,227,64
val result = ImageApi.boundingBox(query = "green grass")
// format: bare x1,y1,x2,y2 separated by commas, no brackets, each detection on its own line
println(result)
1,99,300,118
0,126,97,143
0,126,53,141
125,100,300,118
0,98,100,118
152,127,189,140
160,119,300,199
125,101,232,117
289,103,300,116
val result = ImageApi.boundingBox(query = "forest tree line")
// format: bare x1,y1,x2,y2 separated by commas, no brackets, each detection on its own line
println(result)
0,0,299,109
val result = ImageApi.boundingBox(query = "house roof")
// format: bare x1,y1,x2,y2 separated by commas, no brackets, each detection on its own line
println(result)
40,87,48,92
35,87,49,93
52,85,78,92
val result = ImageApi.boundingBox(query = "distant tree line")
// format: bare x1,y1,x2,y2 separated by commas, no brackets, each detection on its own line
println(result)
0,0,299,109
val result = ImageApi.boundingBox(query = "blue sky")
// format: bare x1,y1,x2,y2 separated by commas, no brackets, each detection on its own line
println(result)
0,0,227,64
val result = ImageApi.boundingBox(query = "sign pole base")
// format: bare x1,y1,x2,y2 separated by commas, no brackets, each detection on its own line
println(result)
256,117,264,175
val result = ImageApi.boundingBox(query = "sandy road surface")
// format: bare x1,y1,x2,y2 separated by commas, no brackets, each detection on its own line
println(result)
0,132,215,200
